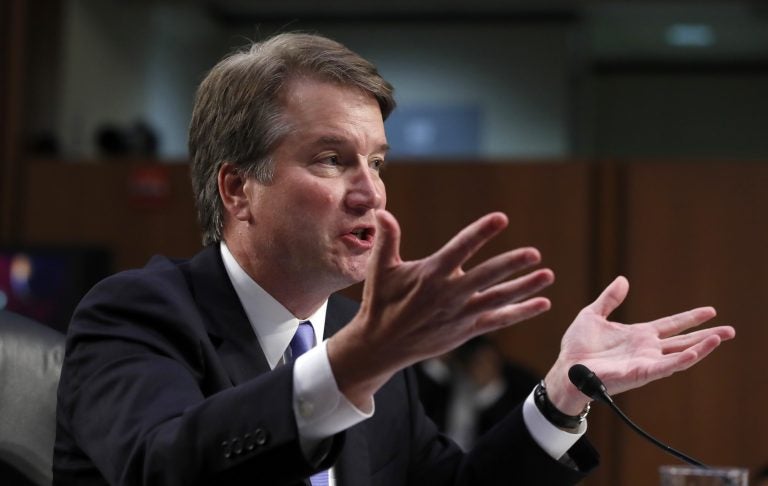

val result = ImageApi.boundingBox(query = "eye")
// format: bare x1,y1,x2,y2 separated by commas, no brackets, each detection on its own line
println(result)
322,154,341,166
371,158,386,172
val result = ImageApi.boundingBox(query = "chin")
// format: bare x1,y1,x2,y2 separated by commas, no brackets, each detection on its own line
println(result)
323,255,370,291
340,269,367,286
334,263,368,288
323,274,364,295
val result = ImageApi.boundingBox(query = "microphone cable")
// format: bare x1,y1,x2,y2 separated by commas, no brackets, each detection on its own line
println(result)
568,363,708,469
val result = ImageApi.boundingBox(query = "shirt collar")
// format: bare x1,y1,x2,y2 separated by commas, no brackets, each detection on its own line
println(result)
219,241,327,369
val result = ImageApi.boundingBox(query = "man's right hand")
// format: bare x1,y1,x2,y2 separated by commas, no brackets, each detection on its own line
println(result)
327,209,554,408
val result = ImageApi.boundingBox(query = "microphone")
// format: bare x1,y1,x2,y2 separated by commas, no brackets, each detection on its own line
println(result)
568,364,708,468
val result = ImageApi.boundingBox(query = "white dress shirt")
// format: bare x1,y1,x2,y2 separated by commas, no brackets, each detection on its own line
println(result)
219,242,585,482
220,243,369,485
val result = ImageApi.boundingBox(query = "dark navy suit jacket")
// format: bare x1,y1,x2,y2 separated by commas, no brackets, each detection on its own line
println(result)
53,245,598,485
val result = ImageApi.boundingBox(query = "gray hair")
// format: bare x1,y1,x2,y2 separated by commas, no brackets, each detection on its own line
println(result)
188,32,396,246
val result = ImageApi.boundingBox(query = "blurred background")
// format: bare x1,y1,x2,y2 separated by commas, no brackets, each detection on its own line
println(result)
1,1,767,484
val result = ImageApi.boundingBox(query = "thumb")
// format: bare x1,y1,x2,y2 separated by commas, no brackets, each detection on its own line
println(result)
588,276,629,317
370,209,403,272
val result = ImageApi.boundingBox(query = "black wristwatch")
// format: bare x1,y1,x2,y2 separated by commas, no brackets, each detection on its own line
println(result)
533,380,590,429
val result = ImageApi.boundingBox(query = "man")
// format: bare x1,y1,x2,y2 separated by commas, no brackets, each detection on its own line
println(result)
54,33,735,485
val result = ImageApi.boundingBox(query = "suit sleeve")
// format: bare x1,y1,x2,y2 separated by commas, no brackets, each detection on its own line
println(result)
56,267,340,486
403,367,599,485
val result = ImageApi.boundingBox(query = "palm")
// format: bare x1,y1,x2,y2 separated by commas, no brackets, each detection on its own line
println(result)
554,276,733,398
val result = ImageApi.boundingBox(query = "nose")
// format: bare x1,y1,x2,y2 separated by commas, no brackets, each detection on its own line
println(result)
345,159,384,212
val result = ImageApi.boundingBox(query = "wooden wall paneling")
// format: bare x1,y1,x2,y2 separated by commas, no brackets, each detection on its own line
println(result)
382,161,625,486
617,162,768,485
21,159,600,377
0,0,26,243
26,159,750,486
382,162,596,376
21,161,202,271
583,159,628,486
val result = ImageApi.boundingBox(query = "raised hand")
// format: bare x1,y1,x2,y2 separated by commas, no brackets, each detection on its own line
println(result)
544,276,736,415
328,209,555,407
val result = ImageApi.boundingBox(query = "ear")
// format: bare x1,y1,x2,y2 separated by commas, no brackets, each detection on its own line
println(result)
218,162,251,222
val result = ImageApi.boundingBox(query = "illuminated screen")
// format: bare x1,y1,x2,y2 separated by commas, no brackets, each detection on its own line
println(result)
0,247,111,332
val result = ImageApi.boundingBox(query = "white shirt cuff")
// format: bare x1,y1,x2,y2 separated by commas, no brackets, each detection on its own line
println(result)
293,340,374,453
522,389,586,460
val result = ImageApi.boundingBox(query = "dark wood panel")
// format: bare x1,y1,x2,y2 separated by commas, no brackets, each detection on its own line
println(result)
0,0,27,243
20,161,202,270
381,162,597,376
617,162,768,485
26,159,768,485
20,159,618,483
21,160,600,377
377,162,621,486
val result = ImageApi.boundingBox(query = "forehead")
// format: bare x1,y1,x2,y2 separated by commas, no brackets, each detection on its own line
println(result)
282,76,375,107
280,78,385,134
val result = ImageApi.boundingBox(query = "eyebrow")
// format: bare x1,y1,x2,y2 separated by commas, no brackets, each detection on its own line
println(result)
315,135,390,154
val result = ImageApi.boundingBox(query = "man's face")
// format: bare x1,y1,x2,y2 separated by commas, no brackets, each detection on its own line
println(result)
242,78,388,293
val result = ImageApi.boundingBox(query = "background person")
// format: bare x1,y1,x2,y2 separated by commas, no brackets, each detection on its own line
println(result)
415,337,540,449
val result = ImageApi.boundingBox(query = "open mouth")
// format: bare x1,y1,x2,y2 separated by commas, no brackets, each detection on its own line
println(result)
349,227,374,242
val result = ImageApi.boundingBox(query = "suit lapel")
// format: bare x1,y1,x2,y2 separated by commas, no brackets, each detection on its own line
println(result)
186,245,271,384
187,255,371,483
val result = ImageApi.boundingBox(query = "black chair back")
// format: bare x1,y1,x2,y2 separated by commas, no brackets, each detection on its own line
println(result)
0,310,65,486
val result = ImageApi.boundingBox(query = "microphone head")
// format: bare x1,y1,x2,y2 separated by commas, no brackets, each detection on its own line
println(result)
568,364,610,403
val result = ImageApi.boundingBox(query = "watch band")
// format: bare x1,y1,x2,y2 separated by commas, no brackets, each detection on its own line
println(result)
533,380,590,429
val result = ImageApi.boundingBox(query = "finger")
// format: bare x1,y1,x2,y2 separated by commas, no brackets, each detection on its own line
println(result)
660,326,734,354
465,269,555,316
471,297,552,336
370,210,403,271
457,247,543,295
650,307,717,338
431,212,508,273
588,276,629,317
653,334,723,376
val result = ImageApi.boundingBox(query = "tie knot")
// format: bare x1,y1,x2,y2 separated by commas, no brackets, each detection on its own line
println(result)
289,321,315,360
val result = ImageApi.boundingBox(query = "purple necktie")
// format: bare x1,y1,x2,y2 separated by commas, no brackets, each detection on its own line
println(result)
289,321,316,360
288,321,329,486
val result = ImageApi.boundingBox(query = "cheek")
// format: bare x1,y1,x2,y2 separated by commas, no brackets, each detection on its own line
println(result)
293,180,340,213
